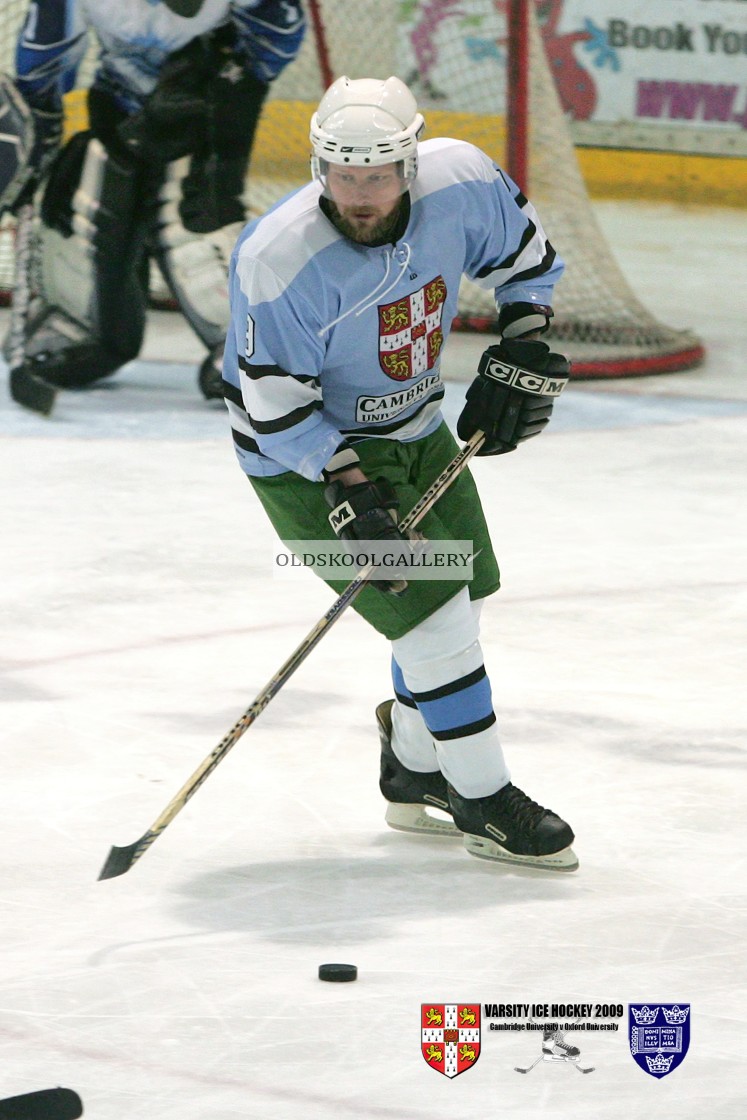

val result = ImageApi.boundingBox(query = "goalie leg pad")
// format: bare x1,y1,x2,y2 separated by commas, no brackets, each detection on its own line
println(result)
0,75,34,213
19,305,124,389
155,158,244,348
152,58,268,347
24,133,151,386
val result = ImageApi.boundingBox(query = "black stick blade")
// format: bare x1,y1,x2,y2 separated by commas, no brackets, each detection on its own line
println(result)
98,834,152,880
9,367,56,416
0,1087,83,1119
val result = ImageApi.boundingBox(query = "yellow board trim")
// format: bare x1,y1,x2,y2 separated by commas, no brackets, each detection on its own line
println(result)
63,92,746,209
577,147,747,209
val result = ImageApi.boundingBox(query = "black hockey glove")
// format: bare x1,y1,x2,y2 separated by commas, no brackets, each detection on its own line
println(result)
324,478,410,595
117,27,266,171
117,44,210,164
456,338,570,455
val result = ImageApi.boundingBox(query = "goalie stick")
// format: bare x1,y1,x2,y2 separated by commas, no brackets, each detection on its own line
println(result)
98,429,485,880
6,203,56,415
0,1087,83,1120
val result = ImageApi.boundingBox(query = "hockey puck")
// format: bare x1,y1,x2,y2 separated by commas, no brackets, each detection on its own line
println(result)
318,963,357,983
0,1088,83,1120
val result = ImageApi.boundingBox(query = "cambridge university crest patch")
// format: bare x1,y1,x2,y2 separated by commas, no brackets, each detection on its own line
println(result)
379,276,447,381
421,1003,481,1078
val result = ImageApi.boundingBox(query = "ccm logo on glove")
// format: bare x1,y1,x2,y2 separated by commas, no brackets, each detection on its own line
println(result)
457,338,571,456
479,354,568,397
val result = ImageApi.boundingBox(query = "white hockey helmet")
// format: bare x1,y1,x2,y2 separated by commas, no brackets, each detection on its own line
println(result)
310,76,425,190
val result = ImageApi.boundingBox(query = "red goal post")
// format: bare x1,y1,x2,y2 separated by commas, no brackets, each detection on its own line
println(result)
0,0,703,378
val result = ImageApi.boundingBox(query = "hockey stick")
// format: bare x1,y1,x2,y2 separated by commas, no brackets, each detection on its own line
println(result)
0,1087,83,1120
98,429,486,879
6,202,56,415
514,1056,542,1074
514,1054,593,1075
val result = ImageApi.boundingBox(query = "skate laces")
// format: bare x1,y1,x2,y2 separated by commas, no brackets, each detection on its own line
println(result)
554,1037,575,1052
545,1030,576,1053
498,784,549,829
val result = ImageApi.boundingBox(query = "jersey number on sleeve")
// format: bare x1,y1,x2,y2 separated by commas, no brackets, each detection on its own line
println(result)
245,313,255,359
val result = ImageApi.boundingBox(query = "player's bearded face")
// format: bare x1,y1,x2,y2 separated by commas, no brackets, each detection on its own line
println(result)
325,163,405,244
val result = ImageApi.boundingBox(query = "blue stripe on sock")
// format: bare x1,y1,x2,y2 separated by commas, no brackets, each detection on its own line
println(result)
415,674,494,737
391,656,415,704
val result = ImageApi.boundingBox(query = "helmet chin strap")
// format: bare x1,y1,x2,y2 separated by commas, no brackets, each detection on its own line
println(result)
161,0,206,16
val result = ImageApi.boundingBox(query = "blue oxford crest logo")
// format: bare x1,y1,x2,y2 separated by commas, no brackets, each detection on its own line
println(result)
629,1004,690,1078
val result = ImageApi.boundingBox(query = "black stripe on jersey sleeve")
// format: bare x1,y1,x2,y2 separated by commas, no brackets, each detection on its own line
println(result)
474,220,537,280
223,380,244,408
238,357,320,387
249,399,323,434
231,428,260,454
507,243,558,285
496,168,528,206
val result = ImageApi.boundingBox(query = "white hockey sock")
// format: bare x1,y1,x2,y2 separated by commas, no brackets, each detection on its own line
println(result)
390,699,440,772
391,589,510,799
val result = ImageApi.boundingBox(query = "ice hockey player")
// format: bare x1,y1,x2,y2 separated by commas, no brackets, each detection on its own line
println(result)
0,0,305,404
222,75,578,871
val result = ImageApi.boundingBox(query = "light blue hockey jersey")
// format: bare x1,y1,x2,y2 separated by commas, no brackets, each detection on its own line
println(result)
224,137,565,482
15,0,305,112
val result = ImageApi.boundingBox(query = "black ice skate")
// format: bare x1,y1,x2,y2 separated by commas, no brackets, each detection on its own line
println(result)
515,1028,594,1074
376,700,461,837
198,344,225,400
448,781,578,871
543,1027,580,1060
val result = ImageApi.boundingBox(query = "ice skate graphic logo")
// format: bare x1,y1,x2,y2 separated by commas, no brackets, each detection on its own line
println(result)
514,1026,594,1075
421,1003,480,1078
379,277,446,381
629,1003,690,1078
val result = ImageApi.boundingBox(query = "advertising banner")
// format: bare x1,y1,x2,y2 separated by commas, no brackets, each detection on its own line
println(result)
398,0,747,157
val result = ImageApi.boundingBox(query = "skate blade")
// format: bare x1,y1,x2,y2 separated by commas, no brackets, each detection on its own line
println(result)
385,801,462,837
464,834,579,871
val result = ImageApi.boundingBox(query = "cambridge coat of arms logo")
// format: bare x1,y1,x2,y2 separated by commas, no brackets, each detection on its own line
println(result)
629,1003,690,1078
379,276,447,381
421,1003,481,1077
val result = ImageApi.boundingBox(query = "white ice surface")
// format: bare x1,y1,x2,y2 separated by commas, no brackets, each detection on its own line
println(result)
0,201,746,1118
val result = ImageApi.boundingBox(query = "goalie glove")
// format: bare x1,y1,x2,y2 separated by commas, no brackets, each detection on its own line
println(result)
456,338,570,456
117,44,210,164
324,477,410,595
118,28,268,167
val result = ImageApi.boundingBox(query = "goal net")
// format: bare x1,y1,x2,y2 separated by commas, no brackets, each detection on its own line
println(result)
0,0,704,377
